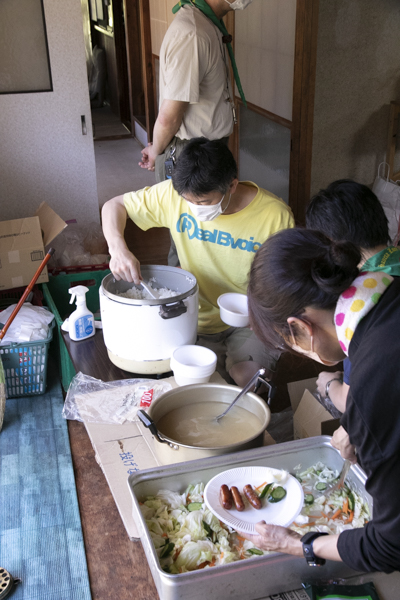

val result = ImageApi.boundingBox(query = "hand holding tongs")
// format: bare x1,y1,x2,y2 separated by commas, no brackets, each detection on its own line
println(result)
313,459,352,499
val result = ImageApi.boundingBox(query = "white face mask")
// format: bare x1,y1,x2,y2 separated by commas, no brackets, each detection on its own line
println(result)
288,324,339,366
188,193,231,222
225,0,254,9
290,342,339,366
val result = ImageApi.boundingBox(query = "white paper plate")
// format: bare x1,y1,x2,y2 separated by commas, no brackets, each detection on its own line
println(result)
204,466,304,535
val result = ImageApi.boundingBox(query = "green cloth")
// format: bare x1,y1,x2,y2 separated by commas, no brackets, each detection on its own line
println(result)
362,246,400,276
172,0,247,106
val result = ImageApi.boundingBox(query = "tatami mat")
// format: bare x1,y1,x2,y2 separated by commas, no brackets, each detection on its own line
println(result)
0,362,91,600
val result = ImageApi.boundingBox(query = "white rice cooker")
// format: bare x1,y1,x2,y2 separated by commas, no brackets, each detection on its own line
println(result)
99,265,199,374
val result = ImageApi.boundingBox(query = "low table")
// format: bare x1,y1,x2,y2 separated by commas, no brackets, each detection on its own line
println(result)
62,329,160,599
61,328,172,382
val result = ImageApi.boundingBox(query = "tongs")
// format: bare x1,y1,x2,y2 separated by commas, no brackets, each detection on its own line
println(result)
313,459,352,499
214,367,275,422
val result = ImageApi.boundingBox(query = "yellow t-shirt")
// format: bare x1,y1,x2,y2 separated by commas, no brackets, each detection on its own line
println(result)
124,180,294,334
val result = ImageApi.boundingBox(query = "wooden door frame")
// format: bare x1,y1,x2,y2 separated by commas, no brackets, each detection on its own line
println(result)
290,0,320,223
123,0,155,142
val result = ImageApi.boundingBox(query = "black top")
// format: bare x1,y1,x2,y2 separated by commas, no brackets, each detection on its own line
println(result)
338,276,400,573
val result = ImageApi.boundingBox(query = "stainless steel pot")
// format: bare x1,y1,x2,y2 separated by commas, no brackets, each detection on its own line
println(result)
138,383,271,464
99,265,199,374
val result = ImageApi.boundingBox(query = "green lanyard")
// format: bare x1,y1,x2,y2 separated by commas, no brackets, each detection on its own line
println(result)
362,246,400,276
172,0,247,107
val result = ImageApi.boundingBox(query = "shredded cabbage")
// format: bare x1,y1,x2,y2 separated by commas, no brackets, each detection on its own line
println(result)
140,463,370,574
291,462,370,535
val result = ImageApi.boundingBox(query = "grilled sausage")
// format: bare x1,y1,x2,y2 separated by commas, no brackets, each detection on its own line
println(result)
220,484,233,510
243,484,262,510
231,486,245,512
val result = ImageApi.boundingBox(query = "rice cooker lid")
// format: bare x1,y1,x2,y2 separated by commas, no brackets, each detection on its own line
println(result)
101,265,198,306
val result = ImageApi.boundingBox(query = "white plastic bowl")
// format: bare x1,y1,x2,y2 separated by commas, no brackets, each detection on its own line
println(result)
171,345,217,386
217,293,249,327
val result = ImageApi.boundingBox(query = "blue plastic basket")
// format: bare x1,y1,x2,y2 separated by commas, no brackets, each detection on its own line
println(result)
0,322,54,398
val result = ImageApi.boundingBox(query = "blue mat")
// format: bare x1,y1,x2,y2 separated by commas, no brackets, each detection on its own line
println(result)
0,364,92,600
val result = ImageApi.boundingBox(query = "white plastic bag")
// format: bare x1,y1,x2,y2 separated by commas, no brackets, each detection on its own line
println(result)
62,372,172,424
372,162,400,243
0,303,54,344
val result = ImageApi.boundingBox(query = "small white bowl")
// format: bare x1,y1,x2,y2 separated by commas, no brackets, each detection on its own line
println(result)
171,345,217,386
217,293,249,327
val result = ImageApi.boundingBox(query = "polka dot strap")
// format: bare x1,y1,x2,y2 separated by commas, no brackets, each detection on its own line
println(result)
334,271,393,355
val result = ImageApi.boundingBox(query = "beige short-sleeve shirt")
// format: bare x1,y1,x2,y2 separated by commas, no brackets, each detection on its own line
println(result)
159,5,234,141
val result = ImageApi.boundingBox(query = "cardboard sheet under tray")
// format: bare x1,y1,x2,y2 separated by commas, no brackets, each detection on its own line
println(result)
128,436,372,600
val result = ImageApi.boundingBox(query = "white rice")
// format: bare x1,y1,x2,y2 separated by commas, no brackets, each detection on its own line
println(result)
118,280,179,300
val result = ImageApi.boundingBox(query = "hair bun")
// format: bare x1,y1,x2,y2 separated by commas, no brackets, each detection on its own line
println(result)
311,239,360,293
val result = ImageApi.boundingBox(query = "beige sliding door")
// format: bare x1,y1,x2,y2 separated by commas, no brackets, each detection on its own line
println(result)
235,0,296,203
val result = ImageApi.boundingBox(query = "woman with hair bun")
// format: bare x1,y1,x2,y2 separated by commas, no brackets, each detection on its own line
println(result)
243,228,400,573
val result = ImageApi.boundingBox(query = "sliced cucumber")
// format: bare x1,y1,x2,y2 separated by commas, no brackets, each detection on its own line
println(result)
348,491,355,512
160,542,175,558
304,493,314,505
268,486,287,503
247,547,263,555
187,502,203,511
202,520,212,537
259,483,273,499
315,482,327,491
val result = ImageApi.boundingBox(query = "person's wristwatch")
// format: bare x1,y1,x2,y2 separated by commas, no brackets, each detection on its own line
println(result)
300,532,329,566
325,377,342,400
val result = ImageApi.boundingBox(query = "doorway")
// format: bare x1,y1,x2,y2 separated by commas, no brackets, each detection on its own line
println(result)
80,0,159,220
81,0,155,144
82,0,132,140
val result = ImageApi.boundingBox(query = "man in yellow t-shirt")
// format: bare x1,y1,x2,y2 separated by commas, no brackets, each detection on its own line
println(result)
102,138,294,387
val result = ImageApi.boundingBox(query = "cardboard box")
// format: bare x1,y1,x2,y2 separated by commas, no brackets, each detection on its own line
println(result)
287,377,340,439
0,202,66,290
82,372,275,539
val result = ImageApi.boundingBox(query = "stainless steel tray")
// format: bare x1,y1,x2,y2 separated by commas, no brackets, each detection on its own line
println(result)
128,436,372,600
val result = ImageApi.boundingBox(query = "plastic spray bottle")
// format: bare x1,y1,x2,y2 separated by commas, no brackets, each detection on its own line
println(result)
68,285,95,341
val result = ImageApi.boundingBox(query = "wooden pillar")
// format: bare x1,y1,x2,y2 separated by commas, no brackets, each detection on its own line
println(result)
289,0,320,224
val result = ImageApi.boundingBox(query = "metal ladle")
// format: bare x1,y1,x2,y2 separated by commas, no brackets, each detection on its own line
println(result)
214,367,275,422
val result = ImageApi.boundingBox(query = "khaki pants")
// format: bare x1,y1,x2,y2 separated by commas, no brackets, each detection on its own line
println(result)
155,136,190,184
197,327,281,383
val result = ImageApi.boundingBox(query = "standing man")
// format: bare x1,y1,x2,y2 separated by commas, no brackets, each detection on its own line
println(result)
139,0,254,182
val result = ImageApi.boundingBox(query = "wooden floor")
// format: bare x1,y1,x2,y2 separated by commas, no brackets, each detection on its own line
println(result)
68,419,158,599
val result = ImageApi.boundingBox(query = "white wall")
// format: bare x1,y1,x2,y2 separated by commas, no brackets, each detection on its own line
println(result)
235,0,296,120
311,0,400,194
0,0,99,226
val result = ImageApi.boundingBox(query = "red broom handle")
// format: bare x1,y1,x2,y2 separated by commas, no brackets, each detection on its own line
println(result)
0,248,55,341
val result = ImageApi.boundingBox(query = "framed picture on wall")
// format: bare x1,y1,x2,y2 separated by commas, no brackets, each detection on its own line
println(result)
0,0,52,94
